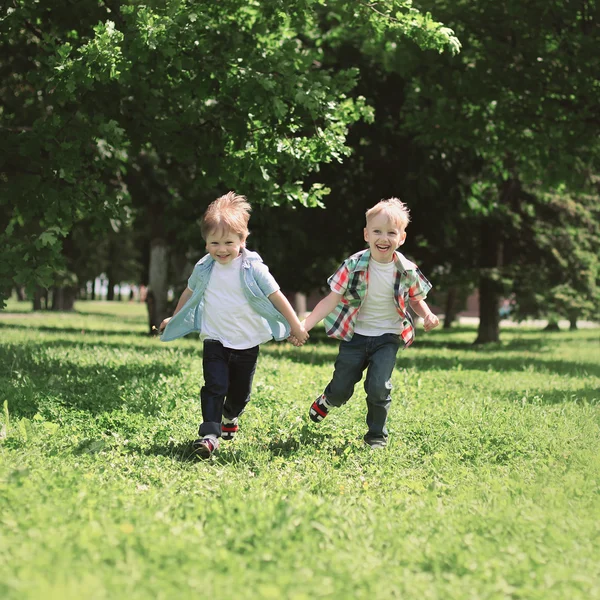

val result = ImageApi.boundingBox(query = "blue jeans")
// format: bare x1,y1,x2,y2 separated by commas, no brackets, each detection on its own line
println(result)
323,333,401,444
199,340,259,437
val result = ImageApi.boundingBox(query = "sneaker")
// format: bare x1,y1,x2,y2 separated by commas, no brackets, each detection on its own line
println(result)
364,438,387,449
309,394,331,423
221,417,239,441
193,435,219,459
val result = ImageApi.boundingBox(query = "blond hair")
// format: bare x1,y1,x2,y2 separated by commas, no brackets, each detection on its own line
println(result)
201,191,251,242
365,197,410,231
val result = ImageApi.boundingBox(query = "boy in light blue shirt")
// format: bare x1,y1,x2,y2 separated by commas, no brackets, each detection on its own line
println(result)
160,192,308,458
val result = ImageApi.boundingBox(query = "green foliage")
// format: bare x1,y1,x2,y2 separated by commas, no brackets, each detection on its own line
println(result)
401,0,600,187
511,185,600,322
1,302,600,598
1,0,459,306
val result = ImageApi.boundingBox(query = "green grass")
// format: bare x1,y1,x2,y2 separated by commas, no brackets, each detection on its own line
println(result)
1,300,599,599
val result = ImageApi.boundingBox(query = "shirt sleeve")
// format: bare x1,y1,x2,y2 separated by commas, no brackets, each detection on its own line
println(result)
253,262,280,296
327,260,351,295
187,266,199,291
408,268,432,302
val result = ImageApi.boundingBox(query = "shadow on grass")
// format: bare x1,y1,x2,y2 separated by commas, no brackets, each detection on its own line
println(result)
137,425,352,465
265,343,600,378
0,322,149,338
1,343,181,419
2,326,598,423
400,355,600,378
265,424,337,457
140,440,200,463
509,386,600,405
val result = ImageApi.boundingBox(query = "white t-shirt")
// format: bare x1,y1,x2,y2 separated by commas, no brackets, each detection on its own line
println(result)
354,258,401,336
201,256,273,349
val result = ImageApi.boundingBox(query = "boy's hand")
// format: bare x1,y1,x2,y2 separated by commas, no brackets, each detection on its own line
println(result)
287,334,303,347
423,313,439,332
290,324,309,345
158,317,171,333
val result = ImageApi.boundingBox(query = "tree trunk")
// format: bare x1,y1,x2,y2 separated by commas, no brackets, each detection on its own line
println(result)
568,310,578,330
476,275,501,343
107,280,115,301
443,286,458,329
32,286,45,311
544,318,560,331
295,292,307,318
147,238,169,334
15,286,26,301
474,221,503,344
51,286,77,311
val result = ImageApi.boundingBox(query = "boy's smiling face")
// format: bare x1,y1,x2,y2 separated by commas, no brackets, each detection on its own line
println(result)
364,212,406,263
205,228,244,265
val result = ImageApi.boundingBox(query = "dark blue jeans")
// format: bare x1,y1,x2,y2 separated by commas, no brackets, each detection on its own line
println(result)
199,340,260,437
324,333,401,444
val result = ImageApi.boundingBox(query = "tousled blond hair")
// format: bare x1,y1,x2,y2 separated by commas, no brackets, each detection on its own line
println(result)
365,197,410,231
201,191,251,242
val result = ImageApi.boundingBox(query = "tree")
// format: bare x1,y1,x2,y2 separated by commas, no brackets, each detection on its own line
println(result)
510,184,600,327
398,0,600,342
1,0,459,330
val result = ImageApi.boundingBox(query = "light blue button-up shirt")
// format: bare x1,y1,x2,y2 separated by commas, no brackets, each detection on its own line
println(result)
160,249,291,342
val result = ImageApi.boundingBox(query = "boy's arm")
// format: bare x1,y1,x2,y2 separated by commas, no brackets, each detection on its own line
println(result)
268,290,309,343
304,291,343,332
409,298,440,332
159,287,194,332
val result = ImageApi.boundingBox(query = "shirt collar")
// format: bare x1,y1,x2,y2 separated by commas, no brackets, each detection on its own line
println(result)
355,249,417,273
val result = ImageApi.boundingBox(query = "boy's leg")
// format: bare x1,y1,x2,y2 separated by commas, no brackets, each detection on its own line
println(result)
322,334,369,407
222,345,260,421
363,333,401,446
199,340,230,438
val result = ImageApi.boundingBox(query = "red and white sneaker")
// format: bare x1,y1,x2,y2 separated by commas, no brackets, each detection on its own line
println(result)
309,394,332,423
221,417,239,441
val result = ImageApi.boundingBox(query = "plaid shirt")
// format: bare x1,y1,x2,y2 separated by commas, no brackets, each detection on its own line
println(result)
323,249,432,347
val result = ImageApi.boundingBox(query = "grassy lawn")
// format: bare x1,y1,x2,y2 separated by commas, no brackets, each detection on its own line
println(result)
1,300,599,599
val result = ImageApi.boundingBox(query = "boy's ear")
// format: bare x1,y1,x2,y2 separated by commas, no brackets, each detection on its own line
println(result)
363,227,369,242
398,231,407,246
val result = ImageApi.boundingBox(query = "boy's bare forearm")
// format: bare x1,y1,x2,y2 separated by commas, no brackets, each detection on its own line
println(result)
409,298,440,331
160,287,193,332
268,290,306,338
173,287,194,316
409,298,433,318
304,291,342,331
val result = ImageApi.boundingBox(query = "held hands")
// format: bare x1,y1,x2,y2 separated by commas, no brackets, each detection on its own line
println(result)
423,313,440,332
288,322,309,347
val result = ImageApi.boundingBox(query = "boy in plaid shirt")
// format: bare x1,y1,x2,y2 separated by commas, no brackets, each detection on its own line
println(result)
300,198,439,448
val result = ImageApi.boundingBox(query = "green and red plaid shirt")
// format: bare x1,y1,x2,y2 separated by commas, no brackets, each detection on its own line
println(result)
323,249,432,347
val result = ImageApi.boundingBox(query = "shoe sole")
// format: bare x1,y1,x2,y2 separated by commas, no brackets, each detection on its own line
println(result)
364,440,387,449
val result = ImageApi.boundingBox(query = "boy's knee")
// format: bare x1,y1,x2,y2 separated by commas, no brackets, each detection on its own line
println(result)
202,380,228,397
323,386,354,407
365,378,393,404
